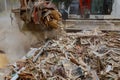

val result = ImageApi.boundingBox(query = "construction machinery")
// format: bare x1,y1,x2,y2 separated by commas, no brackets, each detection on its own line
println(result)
12,0,62,31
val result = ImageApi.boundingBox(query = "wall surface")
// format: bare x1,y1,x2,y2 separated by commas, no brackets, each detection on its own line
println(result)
111,0,120,18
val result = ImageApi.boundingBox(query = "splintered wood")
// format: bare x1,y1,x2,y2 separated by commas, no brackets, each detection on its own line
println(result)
4,30,120,80
0,52,9,69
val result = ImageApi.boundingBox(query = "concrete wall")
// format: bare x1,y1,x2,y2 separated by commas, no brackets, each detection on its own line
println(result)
111,0,120,18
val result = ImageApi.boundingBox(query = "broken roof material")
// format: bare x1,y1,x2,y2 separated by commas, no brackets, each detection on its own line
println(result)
4,30,120,80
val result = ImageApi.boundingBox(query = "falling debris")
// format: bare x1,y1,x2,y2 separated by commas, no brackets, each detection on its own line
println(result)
4,30,120,80
12,0,62,29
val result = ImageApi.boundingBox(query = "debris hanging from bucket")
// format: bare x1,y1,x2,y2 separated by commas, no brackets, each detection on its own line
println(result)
13,0,62,29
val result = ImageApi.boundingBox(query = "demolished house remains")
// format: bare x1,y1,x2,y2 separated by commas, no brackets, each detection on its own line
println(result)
1,0,120,80
4,29,120,80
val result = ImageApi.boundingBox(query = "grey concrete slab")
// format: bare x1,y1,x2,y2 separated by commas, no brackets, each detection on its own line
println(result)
64,20,120,32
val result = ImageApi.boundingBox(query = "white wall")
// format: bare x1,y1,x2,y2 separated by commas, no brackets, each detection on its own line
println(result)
111,0,120,18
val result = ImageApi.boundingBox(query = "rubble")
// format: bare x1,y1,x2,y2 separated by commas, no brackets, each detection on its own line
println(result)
4,30,120,80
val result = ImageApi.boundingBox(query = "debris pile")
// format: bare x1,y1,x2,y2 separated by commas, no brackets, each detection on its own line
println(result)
5,30,120,80
18,0,62,29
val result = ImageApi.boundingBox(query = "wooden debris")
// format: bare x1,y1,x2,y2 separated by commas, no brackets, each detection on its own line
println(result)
4,31,120,80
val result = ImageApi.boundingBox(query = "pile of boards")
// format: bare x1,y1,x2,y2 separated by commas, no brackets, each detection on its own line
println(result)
5,30,120,80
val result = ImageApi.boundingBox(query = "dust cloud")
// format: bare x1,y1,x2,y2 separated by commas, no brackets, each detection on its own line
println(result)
0,10,63,65
0,13,38,63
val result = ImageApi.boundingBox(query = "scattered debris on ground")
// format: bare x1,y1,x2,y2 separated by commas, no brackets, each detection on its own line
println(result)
4,29,120,80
